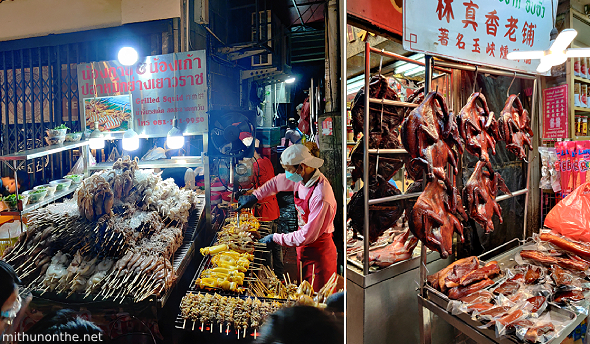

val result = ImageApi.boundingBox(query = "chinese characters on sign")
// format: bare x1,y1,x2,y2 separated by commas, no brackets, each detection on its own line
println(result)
542,84,568,139
77,50,208,137
404,0,555,74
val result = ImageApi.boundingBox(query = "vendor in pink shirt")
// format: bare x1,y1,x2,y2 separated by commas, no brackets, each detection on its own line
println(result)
237,143,337,290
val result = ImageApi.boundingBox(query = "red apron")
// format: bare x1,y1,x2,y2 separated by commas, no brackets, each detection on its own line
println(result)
294,182,337,291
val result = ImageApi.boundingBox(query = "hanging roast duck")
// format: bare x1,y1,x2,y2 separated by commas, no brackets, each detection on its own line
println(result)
350,75,405,149
408,179,467,258
457,92,499,164
463,161,512,233
498,94,533,161
400,91,462,188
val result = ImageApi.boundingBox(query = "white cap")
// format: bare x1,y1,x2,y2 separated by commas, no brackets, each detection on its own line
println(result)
280,144,323,168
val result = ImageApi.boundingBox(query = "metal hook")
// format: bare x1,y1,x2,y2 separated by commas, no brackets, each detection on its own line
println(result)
507,71,517,97
472,66,479,94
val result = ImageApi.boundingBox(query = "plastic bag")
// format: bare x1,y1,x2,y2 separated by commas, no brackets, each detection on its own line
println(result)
141,147,166,161
69,154,96,175
514,312,568,344
544,182,590,241
446,290,494,315
107,147,121,162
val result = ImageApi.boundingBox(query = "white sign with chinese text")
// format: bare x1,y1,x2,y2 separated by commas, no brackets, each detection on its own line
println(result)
403,0,556,74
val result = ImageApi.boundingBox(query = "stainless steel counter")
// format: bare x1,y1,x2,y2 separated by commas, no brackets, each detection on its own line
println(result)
346,253,454,344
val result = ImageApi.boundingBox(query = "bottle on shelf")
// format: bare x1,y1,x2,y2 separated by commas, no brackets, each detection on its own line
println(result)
582,57,588,79
582,85,588,108
583,117,588,136
576,115,582,136
575,83,581,107
575,57,581,77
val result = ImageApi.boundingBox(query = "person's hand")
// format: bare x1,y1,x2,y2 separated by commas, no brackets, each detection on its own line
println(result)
237,194,258,210
259,234,274,245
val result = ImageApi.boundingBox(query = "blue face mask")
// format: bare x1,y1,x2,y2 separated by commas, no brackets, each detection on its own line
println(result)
285,170,303,183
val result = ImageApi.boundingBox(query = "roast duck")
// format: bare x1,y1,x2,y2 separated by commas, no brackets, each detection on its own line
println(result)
350,75,405,149
348,137,404,186
463,161,511,233
401,91,466,258
457,92,499,164
347,175,405,242
401,91,462,187
498,94,533,161
408,179,466,258
356,229,419,268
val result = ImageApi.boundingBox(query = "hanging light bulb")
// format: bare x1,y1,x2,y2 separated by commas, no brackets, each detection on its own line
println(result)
118,47,138,66
122,122,139,151
89,122,105,150
167,117,184,149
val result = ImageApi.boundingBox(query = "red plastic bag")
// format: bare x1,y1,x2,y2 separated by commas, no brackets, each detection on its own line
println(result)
544,182,590,241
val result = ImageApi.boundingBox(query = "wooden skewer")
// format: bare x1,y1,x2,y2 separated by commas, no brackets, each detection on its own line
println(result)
299,262,303,285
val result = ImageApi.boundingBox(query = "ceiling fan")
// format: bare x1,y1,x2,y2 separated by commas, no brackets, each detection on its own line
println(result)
507,28,589,73
507,0,590,73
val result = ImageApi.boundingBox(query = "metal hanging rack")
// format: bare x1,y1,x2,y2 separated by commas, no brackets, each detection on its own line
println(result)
417,59,538,344
360,41,548,344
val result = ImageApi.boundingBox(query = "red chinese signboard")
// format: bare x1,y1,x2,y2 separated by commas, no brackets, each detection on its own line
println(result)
348,0,403,36
543,84,568,139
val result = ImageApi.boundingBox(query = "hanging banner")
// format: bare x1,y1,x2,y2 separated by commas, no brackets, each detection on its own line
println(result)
542,84,568,139
77,50,208,137
403,0,555,74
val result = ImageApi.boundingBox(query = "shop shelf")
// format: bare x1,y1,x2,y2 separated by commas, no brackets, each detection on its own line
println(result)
0,140,89,161
347,141,356,145
574,106,590,113
1,186,77,216
574,76,590,84
89,158,204,170
575,135,590,140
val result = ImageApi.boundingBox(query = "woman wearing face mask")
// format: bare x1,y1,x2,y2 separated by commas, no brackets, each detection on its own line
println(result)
237,143,337,290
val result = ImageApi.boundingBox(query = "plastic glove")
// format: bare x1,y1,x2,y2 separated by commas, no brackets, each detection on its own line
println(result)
237,194,258,210
259,234,274,245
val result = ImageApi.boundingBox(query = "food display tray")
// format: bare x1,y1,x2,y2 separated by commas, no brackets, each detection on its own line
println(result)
418,244,585,344
30,201,205,308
